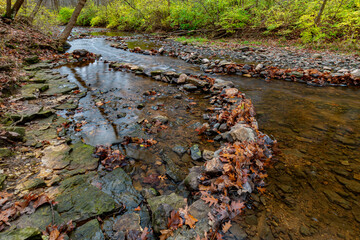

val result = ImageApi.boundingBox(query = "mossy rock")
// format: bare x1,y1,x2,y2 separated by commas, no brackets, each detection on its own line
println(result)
24,56,40,65
0,227,41,240
0,148,13,158
70,219,105,240
66,143,99,171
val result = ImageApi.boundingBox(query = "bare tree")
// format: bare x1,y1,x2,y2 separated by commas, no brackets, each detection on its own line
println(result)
315,0,328,25
29,0,44,23
5,0,12,18
58,0,87,44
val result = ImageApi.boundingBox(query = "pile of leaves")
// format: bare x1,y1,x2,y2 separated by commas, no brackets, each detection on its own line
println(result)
141,119,168,134
121,136,158,148
95,145,126,170
0,192,55,231
42,221,75,240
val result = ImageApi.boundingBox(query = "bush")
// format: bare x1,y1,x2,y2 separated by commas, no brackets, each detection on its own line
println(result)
58,7,74,25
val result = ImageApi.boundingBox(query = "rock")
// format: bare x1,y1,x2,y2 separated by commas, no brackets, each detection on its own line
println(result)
312,53,322,59
71,219,105,240
186,77,208,87
24,55,40,64
224,88,239,97
17,205,64,231
323,189,351,209
158,47,165,54
167,218,211,239
148,193,186,233
0,148,13,158
98,168,142,209
204,157,223,173
213,78,234,89
188,199,211,219
172,145,187,156
219,123,228,132
226,123,257,142
162,153,186,182
0,174,6,189
20,84,49,100
202,58,210,64
56,181,117,222
299,225,315,236
41,144,71,170
55,102,78,110
0,227,41,240
245,215,258,225
113,212,141,233
202,150,214,161
184,166,204,191
3,127,25,141
66,143,99,171
177,74,187,84
190,144,202,161
21,178,46,190
238,46,250,52
289,71,304,78
183,84,197,91
152,115,169,124
72,49,90,57
336,176,360,193
255,63,264,71
150,70,163,76
351,69,360,77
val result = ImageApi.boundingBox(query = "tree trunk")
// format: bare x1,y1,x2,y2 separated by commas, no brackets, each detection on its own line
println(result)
58,0,87,44
5,0,12,18
315,0,328,25
29,0,44,23
11,0,25,17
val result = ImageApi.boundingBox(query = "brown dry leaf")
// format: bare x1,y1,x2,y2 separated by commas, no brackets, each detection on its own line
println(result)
33,195,51,209
49,227,60,240
167,210,183,229
140,227,149,240
159,229,173,240
222,220,232,233
201,193,218,207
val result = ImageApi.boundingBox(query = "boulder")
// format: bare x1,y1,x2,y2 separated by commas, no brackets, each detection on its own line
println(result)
177,74,187,84
226,123,257,142
183,166,204,191
190,144,202,161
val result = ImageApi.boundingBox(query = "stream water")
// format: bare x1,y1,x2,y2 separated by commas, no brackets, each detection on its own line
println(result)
58,31,360,239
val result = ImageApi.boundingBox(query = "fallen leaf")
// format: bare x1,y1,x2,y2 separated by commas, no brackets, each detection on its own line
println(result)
222,220,232,233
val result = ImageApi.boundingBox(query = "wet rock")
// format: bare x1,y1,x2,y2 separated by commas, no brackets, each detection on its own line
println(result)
162,153,186,182
323,189,351,209
21,178,46,190
223,88,239,97
150,70,163,76
0,174,6,189
24,55,40,64
190,144,202,161
152,115,169,124
352,206,360,223
41,144,71,170
174,94,182,99
71,219,105,240
226,123,257,143
183,84,197,91
228,222,247,240
336,176,360,193
148,193,186,233
20,83,49,100
141,188,159,199
172,145,187,156
202,150,214,161
189,199,211,219
56,181,117,222
67,142,99,171
184,166,204,191
0,227,41,240
299,225,315,236
72,49,90,57
17,205,64,231
117,112,127,118
177,74,187,84
245,215,258,225
98,168,142,209
113,212,141,234
55,102,78,110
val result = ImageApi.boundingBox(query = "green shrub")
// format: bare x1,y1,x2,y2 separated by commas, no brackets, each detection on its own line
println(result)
58,7,74,25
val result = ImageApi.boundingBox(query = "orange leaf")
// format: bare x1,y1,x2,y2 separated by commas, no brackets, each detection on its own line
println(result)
222,220,232,233
134,206,141,211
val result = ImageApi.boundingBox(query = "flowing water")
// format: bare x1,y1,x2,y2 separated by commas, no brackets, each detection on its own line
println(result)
58,31,360,239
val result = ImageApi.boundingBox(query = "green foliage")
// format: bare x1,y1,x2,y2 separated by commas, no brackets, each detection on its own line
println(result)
48,0,360,46
58,7,74,25
175,36,209,44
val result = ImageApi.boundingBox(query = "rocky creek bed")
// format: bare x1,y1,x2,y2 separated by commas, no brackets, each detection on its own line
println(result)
1,29,360,240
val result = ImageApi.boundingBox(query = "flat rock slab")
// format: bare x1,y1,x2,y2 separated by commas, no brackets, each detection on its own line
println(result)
55,182,117,222
42,144,71,170
16,205,64,231
66,143,99,171
98,168,142,209
0,227,41,240
42,78,78,96
20,84,49,100
70,219,105,240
